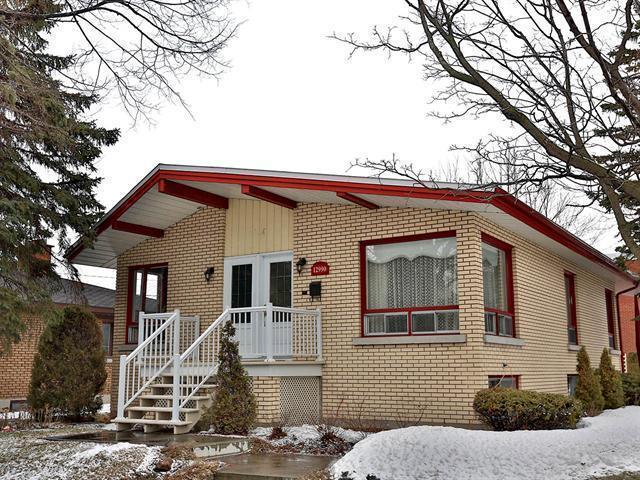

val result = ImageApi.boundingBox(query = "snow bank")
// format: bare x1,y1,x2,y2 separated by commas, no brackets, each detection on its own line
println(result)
252,424,367,445
333,407,640,480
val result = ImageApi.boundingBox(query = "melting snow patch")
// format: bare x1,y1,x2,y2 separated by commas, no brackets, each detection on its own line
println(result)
332,406,640,480
252,424,368,446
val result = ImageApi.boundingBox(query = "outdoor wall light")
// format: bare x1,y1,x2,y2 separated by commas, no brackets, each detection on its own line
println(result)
296,257,307,274
204,266,215,283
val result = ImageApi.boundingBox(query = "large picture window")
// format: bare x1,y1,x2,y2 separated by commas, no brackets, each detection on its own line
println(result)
361,232,458,336
126,264,168,344
482,234,515,337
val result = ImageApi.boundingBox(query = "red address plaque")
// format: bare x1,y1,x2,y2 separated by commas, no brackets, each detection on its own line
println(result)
311,261,329,276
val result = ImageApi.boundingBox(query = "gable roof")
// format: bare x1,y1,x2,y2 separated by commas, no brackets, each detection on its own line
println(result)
65,164,636,291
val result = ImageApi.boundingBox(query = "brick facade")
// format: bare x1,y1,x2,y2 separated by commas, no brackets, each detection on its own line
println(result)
619,260,639,360
108,201,620,426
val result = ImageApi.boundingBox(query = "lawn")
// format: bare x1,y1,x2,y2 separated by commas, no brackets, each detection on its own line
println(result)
0,425,163,480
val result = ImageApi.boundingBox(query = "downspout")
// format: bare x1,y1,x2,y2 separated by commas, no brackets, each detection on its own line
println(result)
616,281,640,372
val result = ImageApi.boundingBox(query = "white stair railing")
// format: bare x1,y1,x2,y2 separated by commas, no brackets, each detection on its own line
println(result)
177,309,230,410
117,309,181,419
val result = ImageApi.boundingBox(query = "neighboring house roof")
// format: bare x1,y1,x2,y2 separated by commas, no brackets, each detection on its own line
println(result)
52,278,115,309
65,164,637,292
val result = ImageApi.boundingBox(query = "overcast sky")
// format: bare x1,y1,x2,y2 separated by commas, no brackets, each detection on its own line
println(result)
67,0,616,289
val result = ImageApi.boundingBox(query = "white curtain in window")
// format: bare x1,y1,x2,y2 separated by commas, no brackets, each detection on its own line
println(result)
366,237,457,309
483,243,507,310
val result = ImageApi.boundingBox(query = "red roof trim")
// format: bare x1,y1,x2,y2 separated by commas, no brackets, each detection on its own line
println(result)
112,220,164,238
241,184,297,209
337,191,379,209
490,189,624,278
65,169,632,281
158,179,228,209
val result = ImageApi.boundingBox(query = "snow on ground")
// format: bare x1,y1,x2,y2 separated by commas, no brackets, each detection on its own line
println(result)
333,406,640,480
0,425,161,480
252,424,368,445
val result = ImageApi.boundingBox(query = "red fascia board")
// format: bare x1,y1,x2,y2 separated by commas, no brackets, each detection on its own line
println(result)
158,179,228,209
241,184,297,209
112,220,164,238
160,170,493,203
64,169,633,282
336,191,379,209
490,189,631,281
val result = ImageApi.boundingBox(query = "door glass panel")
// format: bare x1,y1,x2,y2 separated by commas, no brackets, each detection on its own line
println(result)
232,264,253,326
145,267,166,313
231,264,253,308
269,261,292,308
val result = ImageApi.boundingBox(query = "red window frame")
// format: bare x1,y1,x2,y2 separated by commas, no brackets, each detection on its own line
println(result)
359,230,458,337
565,271,578,345
126,263,168,344
605,288,616,349
482,233,516,337
488,375,520,389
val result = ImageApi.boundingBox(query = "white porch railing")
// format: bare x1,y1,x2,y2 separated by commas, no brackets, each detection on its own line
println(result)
230,305,322,360
139,313,200,351
117,304,322,423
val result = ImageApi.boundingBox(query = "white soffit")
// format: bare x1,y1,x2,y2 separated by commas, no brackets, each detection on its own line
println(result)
70,170,630,290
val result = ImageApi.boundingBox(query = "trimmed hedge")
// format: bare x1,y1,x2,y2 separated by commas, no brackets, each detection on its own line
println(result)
473,388,583,431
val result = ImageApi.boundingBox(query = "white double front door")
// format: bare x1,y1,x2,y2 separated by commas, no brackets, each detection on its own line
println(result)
223,251,293,358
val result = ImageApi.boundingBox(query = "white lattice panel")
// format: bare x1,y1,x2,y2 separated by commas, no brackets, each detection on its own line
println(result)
280,377,321,425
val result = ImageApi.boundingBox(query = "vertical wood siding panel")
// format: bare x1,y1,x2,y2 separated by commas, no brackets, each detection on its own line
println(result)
225,199,293,256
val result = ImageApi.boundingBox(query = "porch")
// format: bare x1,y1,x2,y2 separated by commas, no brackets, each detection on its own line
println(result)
115,304,322,433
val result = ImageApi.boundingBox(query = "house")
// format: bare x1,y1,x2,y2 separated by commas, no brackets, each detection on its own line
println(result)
0,275,115,411
66,165,639,433
619,260,640,370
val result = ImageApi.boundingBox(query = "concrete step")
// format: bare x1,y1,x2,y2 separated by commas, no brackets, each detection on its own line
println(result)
139,394,211,401
112,417,191,426
151,383,217,389
125,406,200,413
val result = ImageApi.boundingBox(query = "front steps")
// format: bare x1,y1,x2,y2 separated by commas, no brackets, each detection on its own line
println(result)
113,374,217,434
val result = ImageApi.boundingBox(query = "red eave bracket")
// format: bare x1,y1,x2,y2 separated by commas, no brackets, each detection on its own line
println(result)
337,191,378,209
158,179,229,209
112,220,164,238
241,185,297,209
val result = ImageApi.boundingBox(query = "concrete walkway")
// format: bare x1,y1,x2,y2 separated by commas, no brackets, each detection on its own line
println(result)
216,453,336,480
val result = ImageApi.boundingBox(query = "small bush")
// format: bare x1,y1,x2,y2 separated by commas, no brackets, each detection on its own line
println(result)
268,426,287,440
473,388,583,431
622,370,640,406
28,306,106,419
628,352,640,374
598,348,625,409
575,346,605,416
197,320,256,435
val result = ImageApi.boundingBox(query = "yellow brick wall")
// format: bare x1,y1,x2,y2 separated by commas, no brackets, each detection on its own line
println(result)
110,206,226,413
292,204,618,425
251,377,281,424
474,216,619,393
108,201,618,426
